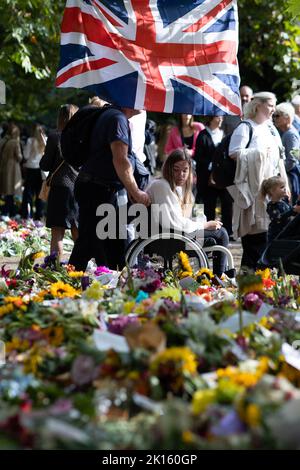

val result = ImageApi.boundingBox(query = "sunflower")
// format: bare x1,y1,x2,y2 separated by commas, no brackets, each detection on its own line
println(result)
50,281,79,298
195,267,214,280
151,346,198,375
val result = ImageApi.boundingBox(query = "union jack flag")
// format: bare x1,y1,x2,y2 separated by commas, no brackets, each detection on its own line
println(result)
56,0,241,115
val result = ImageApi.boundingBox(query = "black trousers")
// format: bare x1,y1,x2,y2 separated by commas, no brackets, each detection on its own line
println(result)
203,227,229,276
200,187,233,236
69,180,126,271
241,232,267,270
21,168,45,219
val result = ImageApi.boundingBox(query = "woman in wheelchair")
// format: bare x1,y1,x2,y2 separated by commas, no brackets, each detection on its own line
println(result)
146,149,229,276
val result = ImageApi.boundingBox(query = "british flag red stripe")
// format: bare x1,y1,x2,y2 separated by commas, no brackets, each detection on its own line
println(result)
56,0,242,115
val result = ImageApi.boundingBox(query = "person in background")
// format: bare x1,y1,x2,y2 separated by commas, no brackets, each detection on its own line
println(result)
144,119,157,175
69,106,150,271
194,116,233,238
21,123,47,220
260,175,300,242
165,114,204,157
273,102,300,204
146,149,229,277
156,121,174,167
222,85,254,135
291,95,300,135
228,91,289,270
0,124,22,216
40,104,79,260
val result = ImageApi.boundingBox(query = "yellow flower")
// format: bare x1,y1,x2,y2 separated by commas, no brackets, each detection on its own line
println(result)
195,267,214,279
50,281,79,298
200,278,211,287
68,271,85,278
42,326,64,347
182,430,195,444
152,287,181,302
178,251,193,275
32,251,45,260
179,270,193,279
3,296,25,306
151,346,198,375
0,303,14,317
6,337,30,353
32,289,48,303
240,283,264,294
23,348,43,375
255,268,271,280
192,389,216,414
123,300,136,314
84,280,106,300
244,404,261,427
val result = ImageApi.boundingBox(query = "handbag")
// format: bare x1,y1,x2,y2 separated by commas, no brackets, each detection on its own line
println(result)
38,161,64,202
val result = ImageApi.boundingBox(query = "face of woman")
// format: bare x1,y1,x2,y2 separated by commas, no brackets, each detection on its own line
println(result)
210,116,223,128
256,98,276,121
173,161,190,186
181,114,192,126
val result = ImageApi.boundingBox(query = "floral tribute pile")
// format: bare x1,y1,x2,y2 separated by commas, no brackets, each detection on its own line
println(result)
0,217,73,257
0,249,300,450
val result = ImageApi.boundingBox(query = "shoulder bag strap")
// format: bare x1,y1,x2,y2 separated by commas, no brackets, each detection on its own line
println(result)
47,160,64,185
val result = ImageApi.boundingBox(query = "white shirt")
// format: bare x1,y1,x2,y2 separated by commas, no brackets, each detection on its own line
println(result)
229,119,282,175
129,111,147,163
146,178,201,234
23,137,45,169
206,127,223,146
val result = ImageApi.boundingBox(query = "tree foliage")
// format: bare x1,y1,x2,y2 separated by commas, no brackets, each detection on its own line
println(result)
238,0,300,99
0,0,299,125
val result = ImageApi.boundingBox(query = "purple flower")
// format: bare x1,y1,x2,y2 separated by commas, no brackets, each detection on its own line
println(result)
142,278,162,293
81,276,90,291
211,410,246,437
108,316,139,336
49,399,73,416
243,292,263,313
71,355,98,386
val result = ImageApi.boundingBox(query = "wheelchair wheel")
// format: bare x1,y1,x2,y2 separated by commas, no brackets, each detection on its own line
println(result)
125,233,209,270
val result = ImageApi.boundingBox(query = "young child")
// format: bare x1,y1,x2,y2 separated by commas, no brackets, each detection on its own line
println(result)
261,176,300,242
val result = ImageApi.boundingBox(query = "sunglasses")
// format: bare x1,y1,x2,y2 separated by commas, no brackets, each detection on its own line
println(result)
273,113,282,118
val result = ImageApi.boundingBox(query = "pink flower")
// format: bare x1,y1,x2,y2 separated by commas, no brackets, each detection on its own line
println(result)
94,266,112,275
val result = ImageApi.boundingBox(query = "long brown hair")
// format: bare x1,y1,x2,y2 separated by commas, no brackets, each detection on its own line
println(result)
32,124,46,154
162,149,194,211
178,114,194,133
57,104,78,131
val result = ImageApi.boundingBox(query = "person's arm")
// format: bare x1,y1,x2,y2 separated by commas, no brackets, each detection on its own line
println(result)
15,141,23,162
228,123,251,160
165,127,181,156
283,133,299,172
267,203,298,223
111,140,150,205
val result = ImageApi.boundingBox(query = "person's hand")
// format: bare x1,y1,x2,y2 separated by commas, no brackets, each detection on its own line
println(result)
205,220,223,230
130,189,151,206
293,204,300,214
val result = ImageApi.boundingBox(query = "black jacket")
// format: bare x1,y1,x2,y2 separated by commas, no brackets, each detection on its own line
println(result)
40,131,78,188
194,129,215,195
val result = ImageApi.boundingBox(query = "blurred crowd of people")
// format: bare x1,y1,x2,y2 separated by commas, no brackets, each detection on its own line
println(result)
1,87,300,272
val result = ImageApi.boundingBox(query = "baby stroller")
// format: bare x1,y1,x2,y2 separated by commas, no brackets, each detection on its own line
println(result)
258,213,300,274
